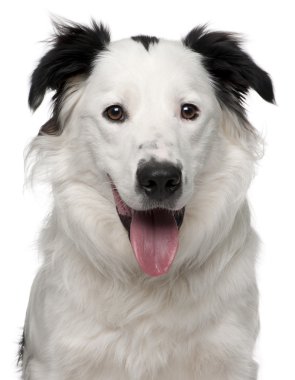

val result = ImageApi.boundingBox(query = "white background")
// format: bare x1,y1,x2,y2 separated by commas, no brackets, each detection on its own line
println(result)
0,0,294,378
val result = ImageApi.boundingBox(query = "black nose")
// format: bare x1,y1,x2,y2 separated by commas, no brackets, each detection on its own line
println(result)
136,161,182,201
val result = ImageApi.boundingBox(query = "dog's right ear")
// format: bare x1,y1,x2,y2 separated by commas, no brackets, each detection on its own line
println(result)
29,19,110,111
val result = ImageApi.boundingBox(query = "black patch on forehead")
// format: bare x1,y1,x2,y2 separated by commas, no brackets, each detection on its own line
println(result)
131,35,159,51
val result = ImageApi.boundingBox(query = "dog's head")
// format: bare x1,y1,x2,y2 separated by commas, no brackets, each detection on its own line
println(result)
29,20,274,277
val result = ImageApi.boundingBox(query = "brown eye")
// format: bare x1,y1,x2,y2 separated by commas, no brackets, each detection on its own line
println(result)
181,104,200,120
104,105,126,122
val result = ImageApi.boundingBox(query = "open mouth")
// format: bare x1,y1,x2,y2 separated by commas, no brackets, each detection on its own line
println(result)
111,184,185,277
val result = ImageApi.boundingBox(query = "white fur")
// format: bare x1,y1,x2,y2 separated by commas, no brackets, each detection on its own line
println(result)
22,38,262,379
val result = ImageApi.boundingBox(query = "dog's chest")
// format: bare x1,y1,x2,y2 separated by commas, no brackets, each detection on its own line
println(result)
52,281,207,379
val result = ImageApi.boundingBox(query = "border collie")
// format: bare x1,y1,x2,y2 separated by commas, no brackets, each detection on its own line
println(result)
19,19,274,380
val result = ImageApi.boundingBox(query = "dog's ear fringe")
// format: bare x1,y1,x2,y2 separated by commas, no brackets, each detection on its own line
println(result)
183,25,275,117
28,18,111,113
24,131,66,192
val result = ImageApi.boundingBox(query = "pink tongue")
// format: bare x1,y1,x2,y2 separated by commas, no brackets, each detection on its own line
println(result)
130,209,179,276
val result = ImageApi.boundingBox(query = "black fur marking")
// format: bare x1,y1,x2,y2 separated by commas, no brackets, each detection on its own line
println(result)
38,117,60,136
29,19,111,134
132,35,159,51
17,329,25,367
183,26,275,118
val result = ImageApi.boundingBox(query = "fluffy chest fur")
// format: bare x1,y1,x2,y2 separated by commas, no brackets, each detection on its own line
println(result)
27,205,258,380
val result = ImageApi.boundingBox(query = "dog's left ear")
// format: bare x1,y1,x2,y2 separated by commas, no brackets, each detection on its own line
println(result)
183,26,275,115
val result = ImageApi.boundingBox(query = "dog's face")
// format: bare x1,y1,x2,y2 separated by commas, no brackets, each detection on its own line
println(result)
29,21,274,277
80,40,222,276
82,39,220,211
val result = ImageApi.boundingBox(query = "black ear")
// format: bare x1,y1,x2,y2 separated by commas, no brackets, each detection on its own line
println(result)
183,26,275,117
29,19,110,112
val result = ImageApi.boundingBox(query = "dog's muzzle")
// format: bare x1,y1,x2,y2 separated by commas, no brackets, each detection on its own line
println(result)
110,161,185,277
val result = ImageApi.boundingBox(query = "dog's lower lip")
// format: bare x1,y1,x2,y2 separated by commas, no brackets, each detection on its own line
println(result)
110,182,185,234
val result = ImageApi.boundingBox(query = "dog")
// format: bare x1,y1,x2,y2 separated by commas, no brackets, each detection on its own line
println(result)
19,19,274,380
